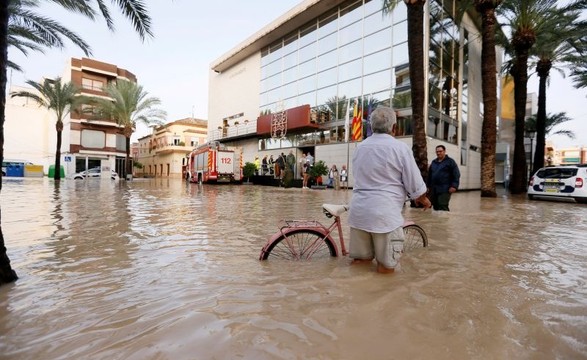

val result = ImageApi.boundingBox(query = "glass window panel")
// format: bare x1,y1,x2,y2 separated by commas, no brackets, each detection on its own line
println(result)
396,114,413,136
337,78,362,100
299,42,317,63
338,58,362,82
116,134,126,151
282,81,297,99
269,41,283,59
261,47,270,66
81,130,105,148
299,23,317,47
392,42,408,66
339,0,362,28
392,21,408,45
299,59,316,78
339,40,363,64
283,51,297,69
298,91,316,108
318,10,337,37
372,89,391,108
267,87,282,105
363,69,391,95
264,60,281,79
260,92,269,107
339,20,362,46
283,32,298,49
364,11,391,36
364,28,391,55
364,0,385,16
318,32,337,53
283,66,298,84
393,3,407,23
317,85,337,106
428,83,442,111
264,73,281,91
317,67,337,88
364,50,391,75
318,50,338,72
298,74,316,94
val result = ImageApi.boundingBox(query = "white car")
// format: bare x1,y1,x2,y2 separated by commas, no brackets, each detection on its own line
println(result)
72,167,119,180
528,165,587,204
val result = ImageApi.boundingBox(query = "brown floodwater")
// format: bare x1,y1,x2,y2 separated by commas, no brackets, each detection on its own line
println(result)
0,178,585,359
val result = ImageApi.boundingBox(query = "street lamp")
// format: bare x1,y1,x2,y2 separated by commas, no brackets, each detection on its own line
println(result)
525,130,536,175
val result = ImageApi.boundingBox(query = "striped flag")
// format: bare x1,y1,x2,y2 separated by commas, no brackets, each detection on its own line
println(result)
351,98,362,141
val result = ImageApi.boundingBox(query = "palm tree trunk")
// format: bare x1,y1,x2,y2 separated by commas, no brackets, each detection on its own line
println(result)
510,58,529,194
534,60,550,174
54,121,63,181
478,2,499,198
0,0,19,285
406,0,428,180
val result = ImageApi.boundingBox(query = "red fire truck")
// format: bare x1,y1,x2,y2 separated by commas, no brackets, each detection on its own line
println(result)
184,141,242,183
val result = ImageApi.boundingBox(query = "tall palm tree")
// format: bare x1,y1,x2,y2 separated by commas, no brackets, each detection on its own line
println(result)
498,0,563,194
1,0,153,286
474,0,502,198
384,0,428,179
11,78,82,180
531,14,585,174
90,80,165,179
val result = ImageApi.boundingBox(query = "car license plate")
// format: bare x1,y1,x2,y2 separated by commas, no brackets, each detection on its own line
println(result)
544,181,560,193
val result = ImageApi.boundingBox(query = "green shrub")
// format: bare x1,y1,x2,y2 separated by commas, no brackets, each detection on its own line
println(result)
243,162,257,181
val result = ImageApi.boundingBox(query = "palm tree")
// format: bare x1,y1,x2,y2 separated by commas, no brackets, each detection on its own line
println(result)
498,0,564,194
1,0,153,286
384,0,428,179
90,80,165,179
11,78,82,180
525,112,576,140
531,17,584,174
475,0,502,198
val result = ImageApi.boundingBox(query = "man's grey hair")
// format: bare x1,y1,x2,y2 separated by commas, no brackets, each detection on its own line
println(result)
369,106,397,134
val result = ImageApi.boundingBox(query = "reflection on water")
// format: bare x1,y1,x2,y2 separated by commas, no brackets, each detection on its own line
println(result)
1,178,586,359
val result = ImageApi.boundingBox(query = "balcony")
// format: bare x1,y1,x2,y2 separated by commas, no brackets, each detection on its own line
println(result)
209,120,258,141
152,143,193,155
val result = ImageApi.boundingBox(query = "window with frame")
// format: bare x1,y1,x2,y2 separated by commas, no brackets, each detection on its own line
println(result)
82,78,104,91
81,130,106,148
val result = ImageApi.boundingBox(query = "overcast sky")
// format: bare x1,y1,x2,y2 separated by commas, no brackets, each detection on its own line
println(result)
9,0,586,148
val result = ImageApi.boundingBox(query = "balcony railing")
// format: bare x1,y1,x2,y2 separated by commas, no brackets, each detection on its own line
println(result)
209,120,257,141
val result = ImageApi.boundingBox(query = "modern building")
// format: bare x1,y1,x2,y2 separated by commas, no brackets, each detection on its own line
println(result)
136,117,208,178
208,0,499,189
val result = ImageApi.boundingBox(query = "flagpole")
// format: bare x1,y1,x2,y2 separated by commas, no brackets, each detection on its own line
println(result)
346,98,351,185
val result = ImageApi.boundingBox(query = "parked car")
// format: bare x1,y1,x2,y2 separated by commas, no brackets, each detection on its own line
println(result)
528,164,587,204
72,167,119,180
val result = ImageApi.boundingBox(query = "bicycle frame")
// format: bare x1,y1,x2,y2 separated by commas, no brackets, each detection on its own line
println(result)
259,207,349,260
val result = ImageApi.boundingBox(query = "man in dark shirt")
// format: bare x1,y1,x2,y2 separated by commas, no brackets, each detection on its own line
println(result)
427,145,460,211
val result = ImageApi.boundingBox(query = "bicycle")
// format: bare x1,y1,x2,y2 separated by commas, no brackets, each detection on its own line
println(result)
259,203,428,260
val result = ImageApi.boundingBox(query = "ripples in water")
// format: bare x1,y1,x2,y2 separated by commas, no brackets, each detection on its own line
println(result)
0,178,586,359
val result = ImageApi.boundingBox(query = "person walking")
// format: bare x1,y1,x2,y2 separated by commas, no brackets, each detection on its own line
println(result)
327,165,338,188
348,106,431,274
427,145,460,211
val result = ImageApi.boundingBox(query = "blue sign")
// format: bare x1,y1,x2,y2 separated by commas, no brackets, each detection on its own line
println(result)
64,156,72,162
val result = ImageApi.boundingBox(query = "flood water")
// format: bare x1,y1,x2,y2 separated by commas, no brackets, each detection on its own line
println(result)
0,178,586,359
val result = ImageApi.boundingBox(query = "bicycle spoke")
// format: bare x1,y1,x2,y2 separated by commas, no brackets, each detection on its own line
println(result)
403,224,428,252
264,230,336,260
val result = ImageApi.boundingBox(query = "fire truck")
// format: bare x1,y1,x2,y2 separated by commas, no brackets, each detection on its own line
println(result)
184,141,242,184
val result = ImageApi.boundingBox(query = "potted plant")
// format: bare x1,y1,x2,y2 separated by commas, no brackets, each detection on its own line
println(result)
243,162,256,184
308,160,328,189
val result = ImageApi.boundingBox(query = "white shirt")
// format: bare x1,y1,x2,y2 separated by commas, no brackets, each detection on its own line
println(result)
348,133,427,233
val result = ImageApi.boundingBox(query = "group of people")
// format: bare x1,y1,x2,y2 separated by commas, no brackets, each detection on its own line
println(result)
257,151,296,179
325,164,348,190
348,106,460,275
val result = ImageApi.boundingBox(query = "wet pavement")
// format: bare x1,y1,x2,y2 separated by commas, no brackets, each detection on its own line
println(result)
1,178,586,359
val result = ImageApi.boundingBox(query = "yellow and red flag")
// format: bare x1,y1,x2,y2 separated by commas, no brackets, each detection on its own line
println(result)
351,99,362,141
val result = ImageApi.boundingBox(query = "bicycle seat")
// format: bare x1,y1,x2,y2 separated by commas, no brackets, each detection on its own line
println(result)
322,204,348,218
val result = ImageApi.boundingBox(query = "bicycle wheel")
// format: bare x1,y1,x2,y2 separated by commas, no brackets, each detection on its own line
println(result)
403,224,428,251
261,229,337,260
